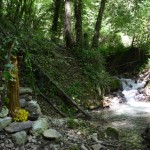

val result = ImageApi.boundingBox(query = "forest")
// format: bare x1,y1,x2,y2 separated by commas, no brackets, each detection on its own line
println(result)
0,0,150,149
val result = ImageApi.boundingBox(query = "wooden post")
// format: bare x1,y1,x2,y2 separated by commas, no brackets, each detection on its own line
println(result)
7,55,20,117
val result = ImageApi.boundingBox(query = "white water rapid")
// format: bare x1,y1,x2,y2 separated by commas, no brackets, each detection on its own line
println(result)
110,78,150,116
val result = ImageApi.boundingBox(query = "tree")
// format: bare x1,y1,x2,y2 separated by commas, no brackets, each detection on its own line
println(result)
74,0,83,47
92,0,107,48
64,0,72,48
51,0,62,41
0,0,3,18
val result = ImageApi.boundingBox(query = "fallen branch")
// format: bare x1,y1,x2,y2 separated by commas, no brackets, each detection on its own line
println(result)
39,91,67,117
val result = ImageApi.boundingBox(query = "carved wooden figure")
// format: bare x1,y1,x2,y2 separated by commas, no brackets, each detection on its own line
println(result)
7,55,20,117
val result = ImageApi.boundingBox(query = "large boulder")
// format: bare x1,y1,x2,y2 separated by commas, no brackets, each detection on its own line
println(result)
30,116,49,136
0,117,12,131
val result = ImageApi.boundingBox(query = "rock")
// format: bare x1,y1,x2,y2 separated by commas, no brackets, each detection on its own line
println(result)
31,117,49,136
27,95,33,101
81,144,89,150
19,87,33,95
91,133,99,142
0,107,9,118
20,99,28,108
0,117,12,131
25,100,42,115
43,129,62,140
5,143,14,148
91,144,103,150
5,121,34,133
28,113,39,121
20,94,32,100
12,131,27,145
19,146,25,150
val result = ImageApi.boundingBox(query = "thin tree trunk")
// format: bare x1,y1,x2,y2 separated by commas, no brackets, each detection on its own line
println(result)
74,0,82,47
51,0,62,41
64,0,72,48
92,0,107,48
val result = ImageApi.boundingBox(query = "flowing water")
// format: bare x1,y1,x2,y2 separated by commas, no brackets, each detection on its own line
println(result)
110,78,150,116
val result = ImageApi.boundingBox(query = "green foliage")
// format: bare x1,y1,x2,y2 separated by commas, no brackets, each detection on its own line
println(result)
67,118,87,129
69,145,79,150
65,81,84,101
76,48,113,93
105,127,119,140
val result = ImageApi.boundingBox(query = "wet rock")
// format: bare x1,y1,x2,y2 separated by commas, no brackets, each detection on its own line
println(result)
25,100,42,115
12,131,27,145
31,117,49,136
5,121,34,133
0,107,9,118
20,99,28,108
43,129,62,140
0,117,12,131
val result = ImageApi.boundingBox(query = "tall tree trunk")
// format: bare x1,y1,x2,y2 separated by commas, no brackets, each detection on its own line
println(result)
0,0,3,18
64,0,72,48
74,0,82,47
51,0,62,41
92,0,107,48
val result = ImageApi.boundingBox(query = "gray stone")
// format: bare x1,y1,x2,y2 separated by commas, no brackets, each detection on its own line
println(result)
81,144,88,150
27,95,33,101
28,135,33,143
6,143,14,148
43,129,62,139
20,99,28,108
91,133,99,142
19,87,33,95
0,107,9,118
5,121,34,133
31,117,49,136
91,144,103,150
25,100,42,115
12,131,27,145
19,146,25,150
0,117,12,131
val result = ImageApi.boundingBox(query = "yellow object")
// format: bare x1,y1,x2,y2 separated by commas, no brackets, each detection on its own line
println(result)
14,109,29,122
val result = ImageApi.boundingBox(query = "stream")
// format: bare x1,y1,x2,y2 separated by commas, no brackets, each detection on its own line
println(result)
91,76,150,149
